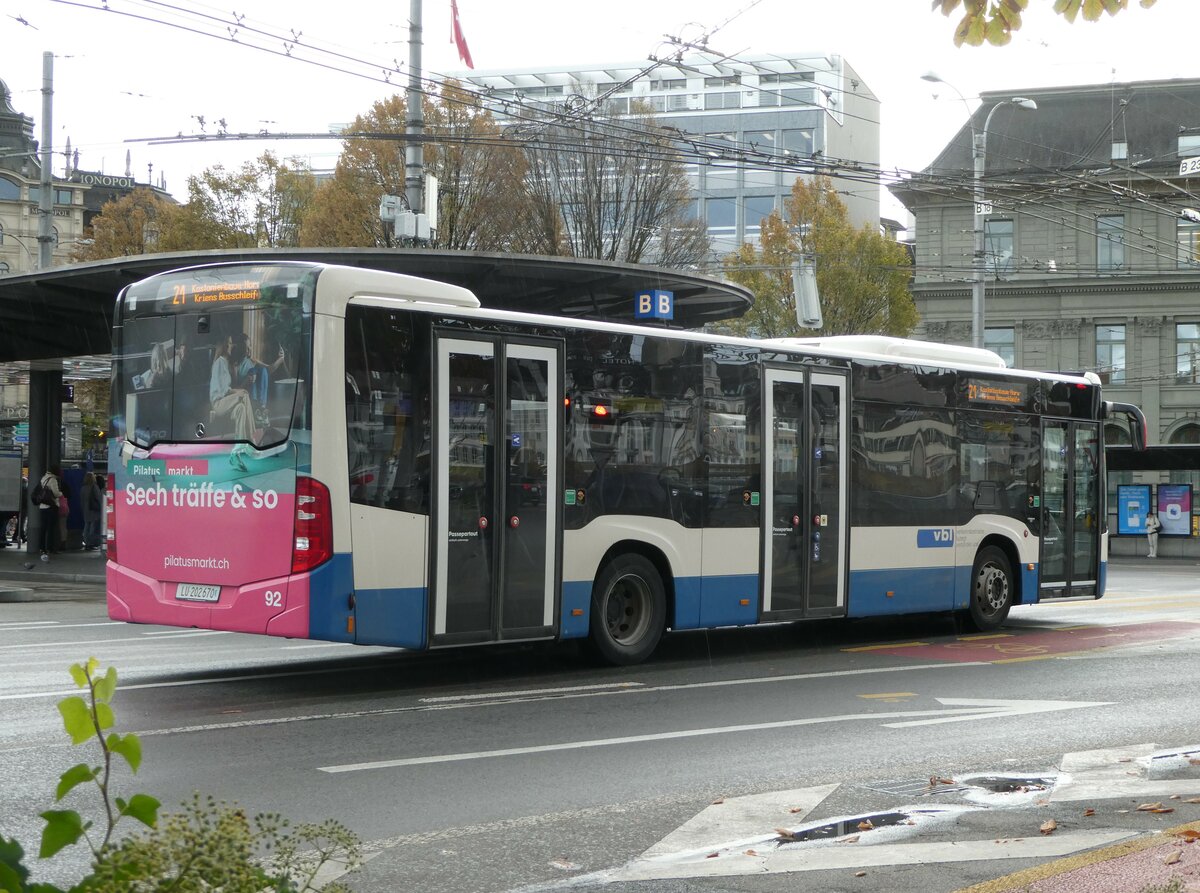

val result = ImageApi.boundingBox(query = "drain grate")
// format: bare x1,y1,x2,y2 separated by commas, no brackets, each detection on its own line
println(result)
857,778,969,798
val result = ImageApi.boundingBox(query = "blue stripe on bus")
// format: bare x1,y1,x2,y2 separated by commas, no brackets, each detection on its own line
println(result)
700,575,758,627
307,553,356,642
352,585,428,649
561,581,590,639
846,567,956,616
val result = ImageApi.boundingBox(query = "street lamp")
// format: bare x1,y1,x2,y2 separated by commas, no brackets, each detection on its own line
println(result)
922,74,1038,350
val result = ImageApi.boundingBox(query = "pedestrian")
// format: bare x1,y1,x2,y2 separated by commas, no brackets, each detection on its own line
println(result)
81,471,102,550
1146,510,1162,558
31,466,62,562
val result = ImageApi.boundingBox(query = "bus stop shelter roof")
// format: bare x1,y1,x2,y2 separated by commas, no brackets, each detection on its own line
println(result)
0,249,754,363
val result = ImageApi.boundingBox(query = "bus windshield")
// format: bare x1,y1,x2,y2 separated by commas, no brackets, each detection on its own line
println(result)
114,264,314,449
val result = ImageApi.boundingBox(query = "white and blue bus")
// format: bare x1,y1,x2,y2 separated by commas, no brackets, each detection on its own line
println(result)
107,261,1146,664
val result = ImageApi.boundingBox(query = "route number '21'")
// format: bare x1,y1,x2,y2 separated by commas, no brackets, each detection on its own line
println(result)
265,590,283,607
170,284,187,305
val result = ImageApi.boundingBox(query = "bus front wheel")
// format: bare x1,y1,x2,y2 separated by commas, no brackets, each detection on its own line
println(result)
588,554,666,665
967,546,1013,631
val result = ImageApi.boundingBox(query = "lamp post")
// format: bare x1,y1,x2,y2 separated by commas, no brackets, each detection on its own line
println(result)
922,73,1037,350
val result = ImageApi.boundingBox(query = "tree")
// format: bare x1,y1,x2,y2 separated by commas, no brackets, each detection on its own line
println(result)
520,109,709,266
723,176,917,339
170,152,317,249
934,0,1157,47
71,188,179,261
298,82,540,251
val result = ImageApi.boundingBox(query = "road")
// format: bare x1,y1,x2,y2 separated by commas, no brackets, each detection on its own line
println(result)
3,560,1200,892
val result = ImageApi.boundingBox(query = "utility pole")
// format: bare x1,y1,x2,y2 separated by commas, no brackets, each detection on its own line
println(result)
405,0,424,217
37,51,53,271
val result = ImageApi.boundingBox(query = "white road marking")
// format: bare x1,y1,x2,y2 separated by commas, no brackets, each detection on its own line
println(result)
882,697,1111,728
420,683,643,703
605,831,1138,881
638,785,840,859
0,630,229,652
318,698,1110,773
1053,743,1200,801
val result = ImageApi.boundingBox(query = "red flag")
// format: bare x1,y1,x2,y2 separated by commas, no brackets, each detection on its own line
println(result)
451,0,474,69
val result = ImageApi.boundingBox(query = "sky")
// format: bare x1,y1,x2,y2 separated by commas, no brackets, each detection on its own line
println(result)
0,0,1194,224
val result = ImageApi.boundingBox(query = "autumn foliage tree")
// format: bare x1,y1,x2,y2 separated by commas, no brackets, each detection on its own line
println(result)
934,0,1157,47
72,188,178,261
723,176,917,339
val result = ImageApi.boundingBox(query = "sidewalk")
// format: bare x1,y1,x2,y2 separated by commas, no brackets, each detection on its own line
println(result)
0,541,106,589
959,820,1200,892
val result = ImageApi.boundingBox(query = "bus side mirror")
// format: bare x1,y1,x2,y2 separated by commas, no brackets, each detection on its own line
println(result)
1103,401,1147,451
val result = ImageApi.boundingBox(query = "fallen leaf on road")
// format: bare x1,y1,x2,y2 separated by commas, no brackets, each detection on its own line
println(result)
1172,795,1182,800
712,797,725,805
1165,850,1183,865
706,852,719,859
1118,758,1133,763
1188,758,1200,766
1178,830,1200,842
789,807,804,813
1152,808,1176,814
839,835,861,844
744,849,759,857
1040,819,1057,835
857,819,875,831
855,871,867,877
929,776,955,786
1138,803,1165,811
548,858,580,872
1185,798,1200,804
1084,808,1096,817
775,828,797,841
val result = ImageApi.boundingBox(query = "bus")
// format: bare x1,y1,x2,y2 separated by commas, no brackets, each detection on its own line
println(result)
106,261,1146,665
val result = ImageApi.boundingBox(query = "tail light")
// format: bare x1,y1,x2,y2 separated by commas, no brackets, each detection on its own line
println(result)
105,488,116,562
292,476,332,573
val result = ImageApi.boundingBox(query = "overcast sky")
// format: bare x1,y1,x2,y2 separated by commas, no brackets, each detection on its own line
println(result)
1,0,1192,222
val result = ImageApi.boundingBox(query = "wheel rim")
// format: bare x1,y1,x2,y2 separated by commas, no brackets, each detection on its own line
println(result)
973,562,1009,616
604,573,653,646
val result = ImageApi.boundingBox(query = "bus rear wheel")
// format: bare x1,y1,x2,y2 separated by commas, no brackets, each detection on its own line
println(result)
967,546,1013,631
588,554,666,665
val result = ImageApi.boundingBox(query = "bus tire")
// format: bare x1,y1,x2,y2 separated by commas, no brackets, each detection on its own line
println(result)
967,546,1013,631
587,554,666,665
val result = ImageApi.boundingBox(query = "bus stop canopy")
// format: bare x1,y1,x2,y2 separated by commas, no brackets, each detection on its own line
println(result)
0,249,754,363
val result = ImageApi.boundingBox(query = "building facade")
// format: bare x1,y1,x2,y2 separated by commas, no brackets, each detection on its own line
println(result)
458,53,880,259
894,78,1200,556
894,78,1200,447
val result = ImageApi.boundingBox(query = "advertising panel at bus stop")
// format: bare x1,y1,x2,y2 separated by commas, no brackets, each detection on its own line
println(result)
1117,484,1151,535
1157,483,1193,536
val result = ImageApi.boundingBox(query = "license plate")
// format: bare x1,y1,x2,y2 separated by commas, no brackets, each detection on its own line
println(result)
176,583,221,603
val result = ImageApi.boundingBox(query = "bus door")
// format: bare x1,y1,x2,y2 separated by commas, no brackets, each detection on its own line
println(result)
1039,420,1100,597
761,367,849,620
431,335,562,646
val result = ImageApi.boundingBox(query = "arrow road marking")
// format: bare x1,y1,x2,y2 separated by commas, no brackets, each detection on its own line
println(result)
607,831,1138,882
318,698,1111,774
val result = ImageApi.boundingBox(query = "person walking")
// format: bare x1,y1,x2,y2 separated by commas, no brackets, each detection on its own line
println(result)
81,471,102,550
1146,510,1162,558
32,466,62,562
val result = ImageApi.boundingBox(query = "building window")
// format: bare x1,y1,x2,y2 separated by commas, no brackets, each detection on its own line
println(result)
783,129,814,157
984,219,1014,276
1170,423,1200,444
705,198,736,233
0,178,18,201
704,92,741,110
1111,141,1128,161
1179,132,1200,156
1097,215,1125,271
1096,324,1126,384
0,222,4,245
1177,323,1200,383
1178,219,1200,268
0,261,8,274
779,88,816,107
743,195,775,233
985,327,1015,366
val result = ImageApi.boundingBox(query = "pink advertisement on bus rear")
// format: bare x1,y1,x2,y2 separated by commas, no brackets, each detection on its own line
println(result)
113,442,301,586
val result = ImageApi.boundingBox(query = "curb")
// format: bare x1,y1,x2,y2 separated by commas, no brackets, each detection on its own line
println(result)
956,820,1200,892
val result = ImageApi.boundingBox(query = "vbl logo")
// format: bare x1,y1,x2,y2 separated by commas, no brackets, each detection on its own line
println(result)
917,528,955,548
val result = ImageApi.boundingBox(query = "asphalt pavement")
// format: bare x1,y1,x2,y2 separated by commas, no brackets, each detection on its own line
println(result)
4,553,1200,892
